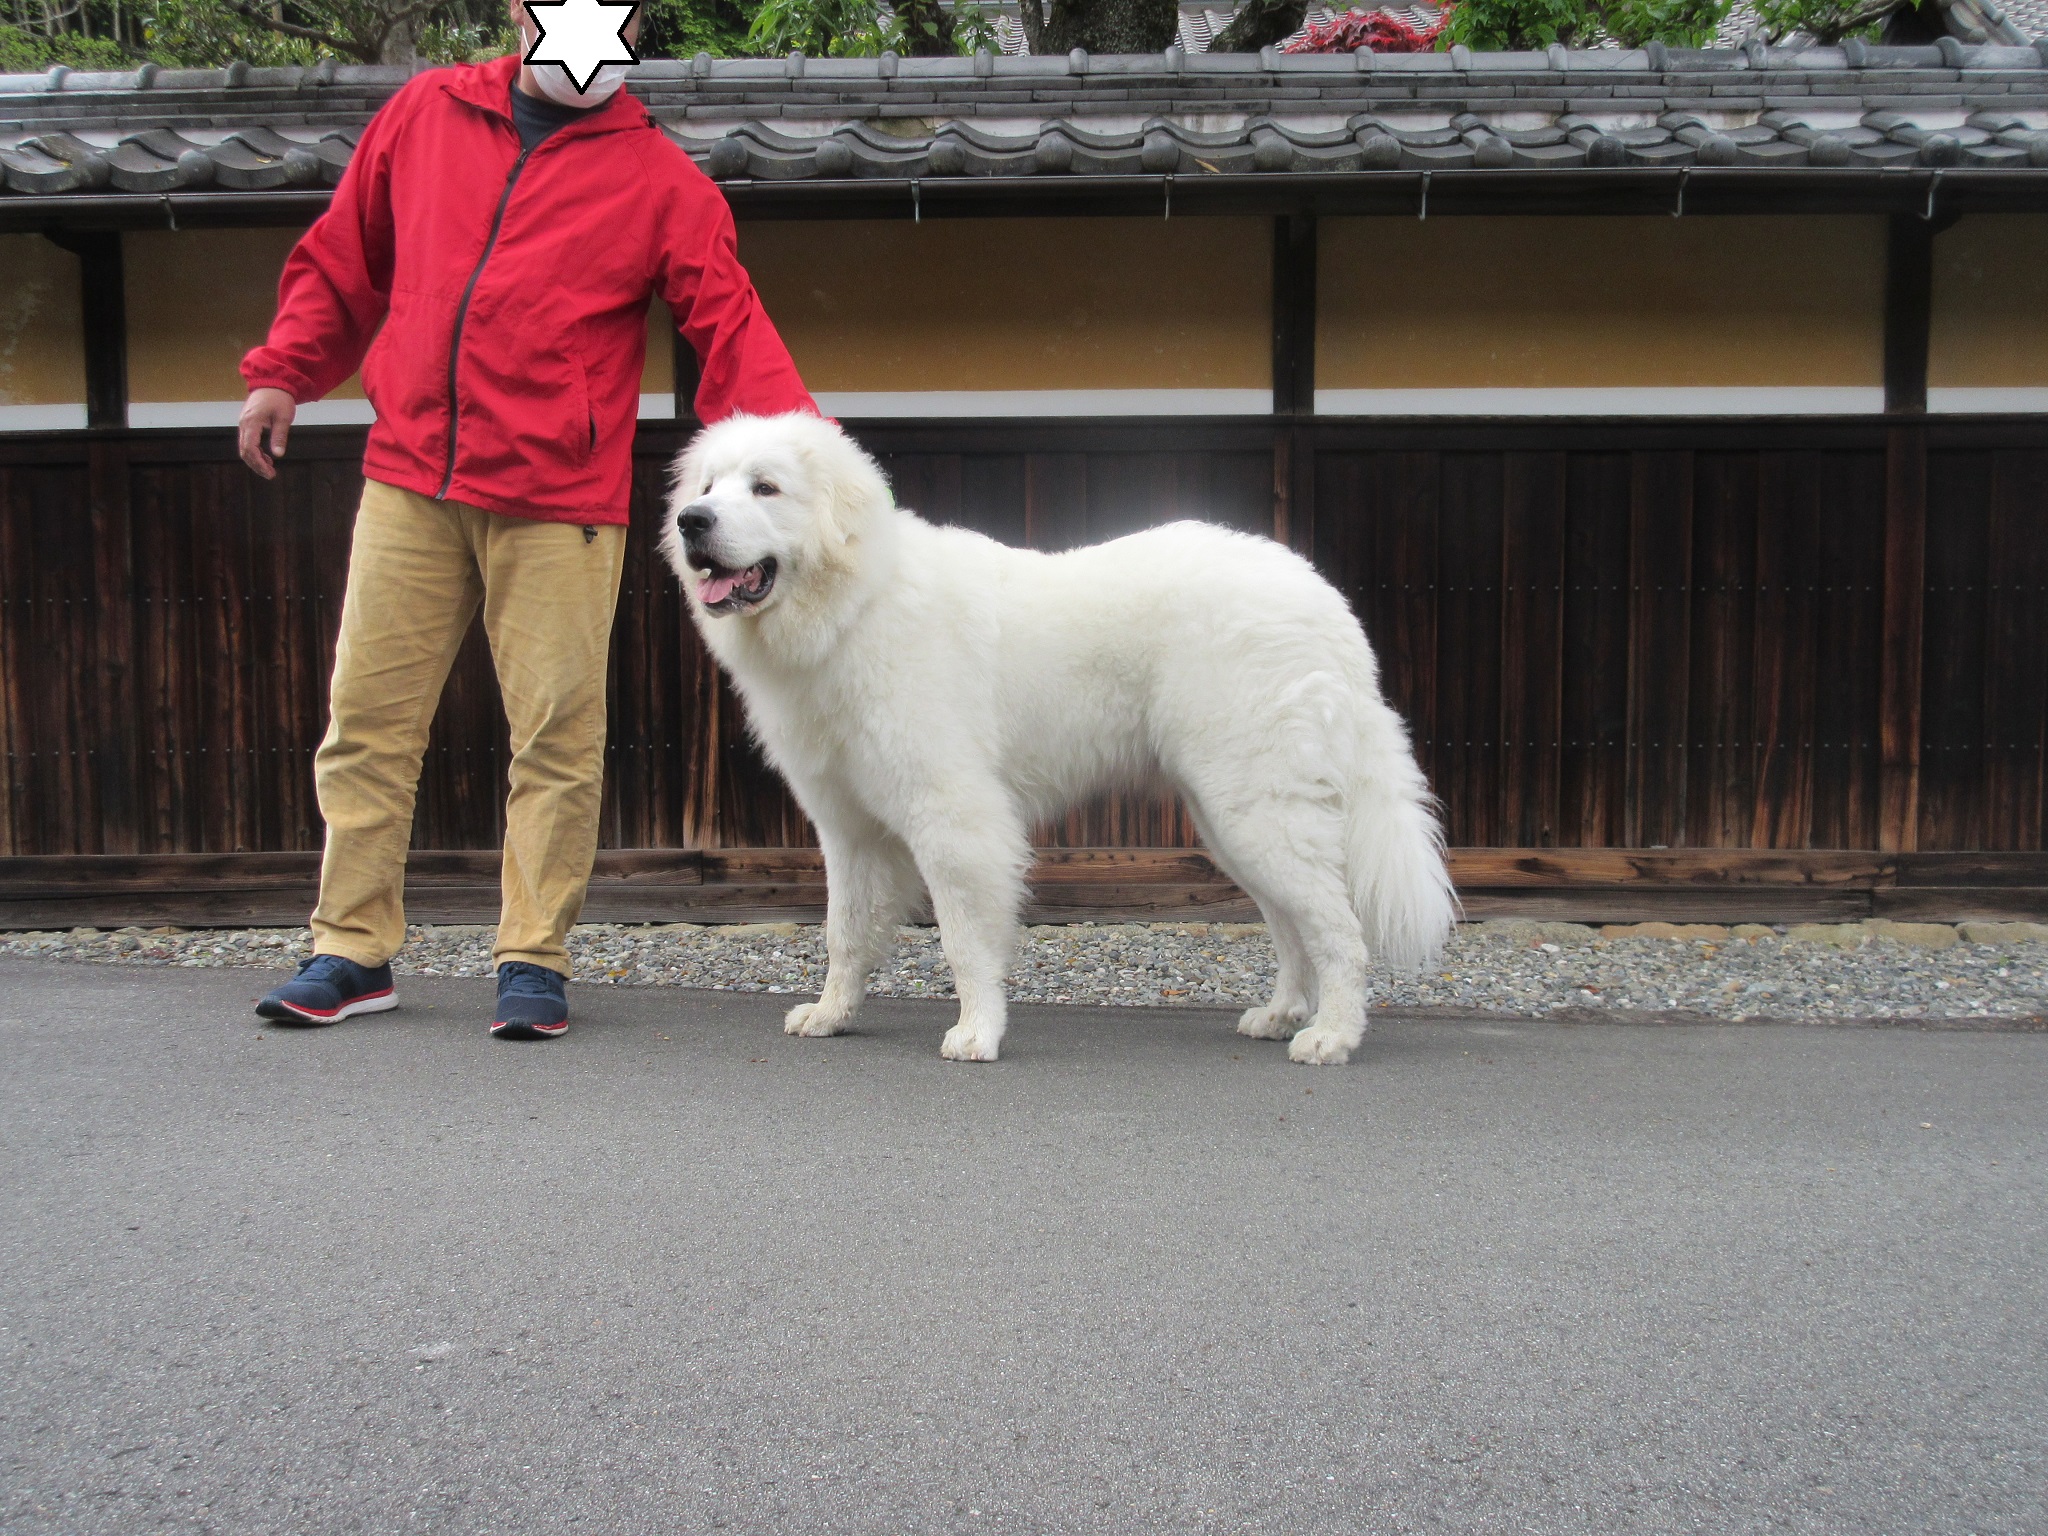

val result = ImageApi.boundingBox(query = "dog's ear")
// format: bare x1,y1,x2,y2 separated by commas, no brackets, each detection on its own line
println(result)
805,421,892,547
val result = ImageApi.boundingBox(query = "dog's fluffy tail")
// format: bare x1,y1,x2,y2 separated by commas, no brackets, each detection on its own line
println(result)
1345,699,1460,970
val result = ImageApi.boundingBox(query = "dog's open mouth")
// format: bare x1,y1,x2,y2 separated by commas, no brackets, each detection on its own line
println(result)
695,557,778,614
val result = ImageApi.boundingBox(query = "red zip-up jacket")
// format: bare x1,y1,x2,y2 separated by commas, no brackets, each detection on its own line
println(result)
241,54,815,525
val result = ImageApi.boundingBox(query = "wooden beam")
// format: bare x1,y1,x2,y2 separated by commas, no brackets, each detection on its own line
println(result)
12,170,2048,236
1270,210,1316,418
1884,214,1934,415
3,847,2040,930
43,231,128,429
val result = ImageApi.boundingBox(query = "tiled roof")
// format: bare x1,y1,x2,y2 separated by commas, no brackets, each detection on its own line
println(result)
4,40,2048,202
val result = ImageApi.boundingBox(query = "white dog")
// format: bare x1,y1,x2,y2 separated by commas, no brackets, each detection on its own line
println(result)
660,413,1456,1065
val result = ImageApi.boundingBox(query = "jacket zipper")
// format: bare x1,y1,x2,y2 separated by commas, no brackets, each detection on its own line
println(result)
436,142,535,501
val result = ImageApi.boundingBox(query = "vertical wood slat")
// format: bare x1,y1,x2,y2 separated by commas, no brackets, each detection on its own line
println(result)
1435,454,1503,847
1750,453,1819,848
1810,450,1887,849
1560,453,1631,847
87,443,140,853
1686,453,1757,848
1498,452,1565,847
1983,449,2048,851
1879,425,1928,852
1626,452,1693,847
1319,452,1438,793
1916,446,1990,852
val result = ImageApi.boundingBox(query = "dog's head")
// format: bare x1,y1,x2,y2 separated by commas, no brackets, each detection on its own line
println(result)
660,412,892,622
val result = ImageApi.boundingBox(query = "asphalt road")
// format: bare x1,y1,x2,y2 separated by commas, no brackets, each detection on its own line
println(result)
3,959,2045,1536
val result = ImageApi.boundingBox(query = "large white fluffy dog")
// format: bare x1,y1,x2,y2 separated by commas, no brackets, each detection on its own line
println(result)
660,413,1456,1065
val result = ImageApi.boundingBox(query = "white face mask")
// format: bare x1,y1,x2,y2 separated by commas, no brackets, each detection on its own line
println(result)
519,16,634,107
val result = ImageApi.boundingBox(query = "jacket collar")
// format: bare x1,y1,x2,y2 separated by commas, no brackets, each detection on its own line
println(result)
438,52,649,138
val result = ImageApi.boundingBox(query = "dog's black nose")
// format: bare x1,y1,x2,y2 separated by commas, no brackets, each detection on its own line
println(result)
677,503,715,541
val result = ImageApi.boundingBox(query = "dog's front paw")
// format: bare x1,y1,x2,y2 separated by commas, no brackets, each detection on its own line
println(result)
939,1020,1002,1062
1237,1003,1306,1040
1286,1023,1356,1066
784,1001,850,1037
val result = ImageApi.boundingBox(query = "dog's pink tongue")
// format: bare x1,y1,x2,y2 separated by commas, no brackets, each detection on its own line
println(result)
699,570,741,605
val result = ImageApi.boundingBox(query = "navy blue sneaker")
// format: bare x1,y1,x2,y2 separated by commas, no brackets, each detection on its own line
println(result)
256,953,397,1025
490,962,568,1040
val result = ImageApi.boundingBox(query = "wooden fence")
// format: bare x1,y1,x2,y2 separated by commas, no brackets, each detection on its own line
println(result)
0,415,2043,923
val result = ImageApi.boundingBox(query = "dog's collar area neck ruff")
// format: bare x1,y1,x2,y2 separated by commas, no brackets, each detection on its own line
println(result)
696,556,778,614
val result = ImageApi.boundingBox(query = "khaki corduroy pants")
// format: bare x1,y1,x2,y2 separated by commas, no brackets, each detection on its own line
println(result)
310,479,627,977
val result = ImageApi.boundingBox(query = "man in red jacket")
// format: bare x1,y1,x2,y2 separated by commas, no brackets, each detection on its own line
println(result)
240,6,815,1039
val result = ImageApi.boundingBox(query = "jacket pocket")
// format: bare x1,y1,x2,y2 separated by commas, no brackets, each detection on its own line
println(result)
576,354,596,464
362,292,452,438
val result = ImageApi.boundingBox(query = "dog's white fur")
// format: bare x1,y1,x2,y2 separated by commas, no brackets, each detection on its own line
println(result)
661,413,1456,1065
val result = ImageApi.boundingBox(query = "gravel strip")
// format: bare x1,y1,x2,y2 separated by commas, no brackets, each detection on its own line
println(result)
4,917,2045,1023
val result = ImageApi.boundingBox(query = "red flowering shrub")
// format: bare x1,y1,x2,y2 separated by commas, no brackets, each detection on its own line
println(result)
1281,7,1453,51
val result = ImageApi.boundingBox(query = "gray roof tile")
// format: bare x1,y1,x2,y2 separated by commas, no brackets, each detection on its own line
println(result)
3,44,2046,201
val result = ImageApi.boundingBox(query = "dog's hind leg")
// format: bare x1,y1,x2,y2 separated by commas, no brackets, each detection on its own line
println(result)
786,827,919,1038
1234,907,1315,1042
1185,803,1314,1041
905,799,1030,1063
1191,794,1370,1065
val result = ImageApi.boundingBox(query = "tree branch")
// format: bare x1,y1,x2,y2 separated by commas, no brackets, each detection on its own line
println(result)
1208,0,1307,53
224,0,374,58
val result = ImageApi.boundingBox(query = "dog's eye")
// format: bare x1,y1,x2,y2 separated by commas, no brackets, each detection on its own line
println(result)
752,482,780,498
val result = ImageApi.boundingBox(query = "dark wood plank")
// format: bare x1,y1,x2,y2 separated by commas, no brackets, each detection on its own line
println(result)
1917,448,1992,851
1315,451,1439,798
1750,452,1820,848
1809,449,1887,850
87,441,140,855
1455,889,1876,922
1498,452,1566,846
1895,852,2048,887
1561,453,1632,847
1871,888,2048,920
1023,453,1090,552
1435,453,1503,847
1446,848,1891,888
1981,450,2048,852
1625,451,1693,847
1878,424,1928,853
34,844,2046,930
1686,451,1758,848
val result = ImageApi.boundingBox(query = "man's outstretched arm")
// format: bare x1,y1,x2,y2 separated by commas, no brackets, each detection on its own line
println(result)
237,88,410,475
656,171,816,424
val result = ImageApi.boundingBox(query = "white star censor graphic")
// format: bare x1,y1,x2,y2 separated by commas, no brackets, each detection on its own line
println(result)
523,0,638,93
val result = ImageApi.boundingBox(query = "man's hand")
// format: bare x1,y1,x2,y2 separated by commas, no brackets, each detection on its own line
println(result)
239,388,296,479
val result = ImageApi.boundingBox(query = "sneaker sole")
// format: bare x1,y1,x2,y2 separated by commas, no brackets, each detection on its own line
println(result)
489,1019,568,1041
256,990,398,1026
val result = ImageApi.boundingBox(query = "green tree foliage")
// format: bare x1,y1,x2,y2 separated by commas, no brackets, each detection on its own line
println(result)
1749,0,1904,41
639,0,750,56
1445,0,1731,47
745,0,995,56
1,18,132,68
